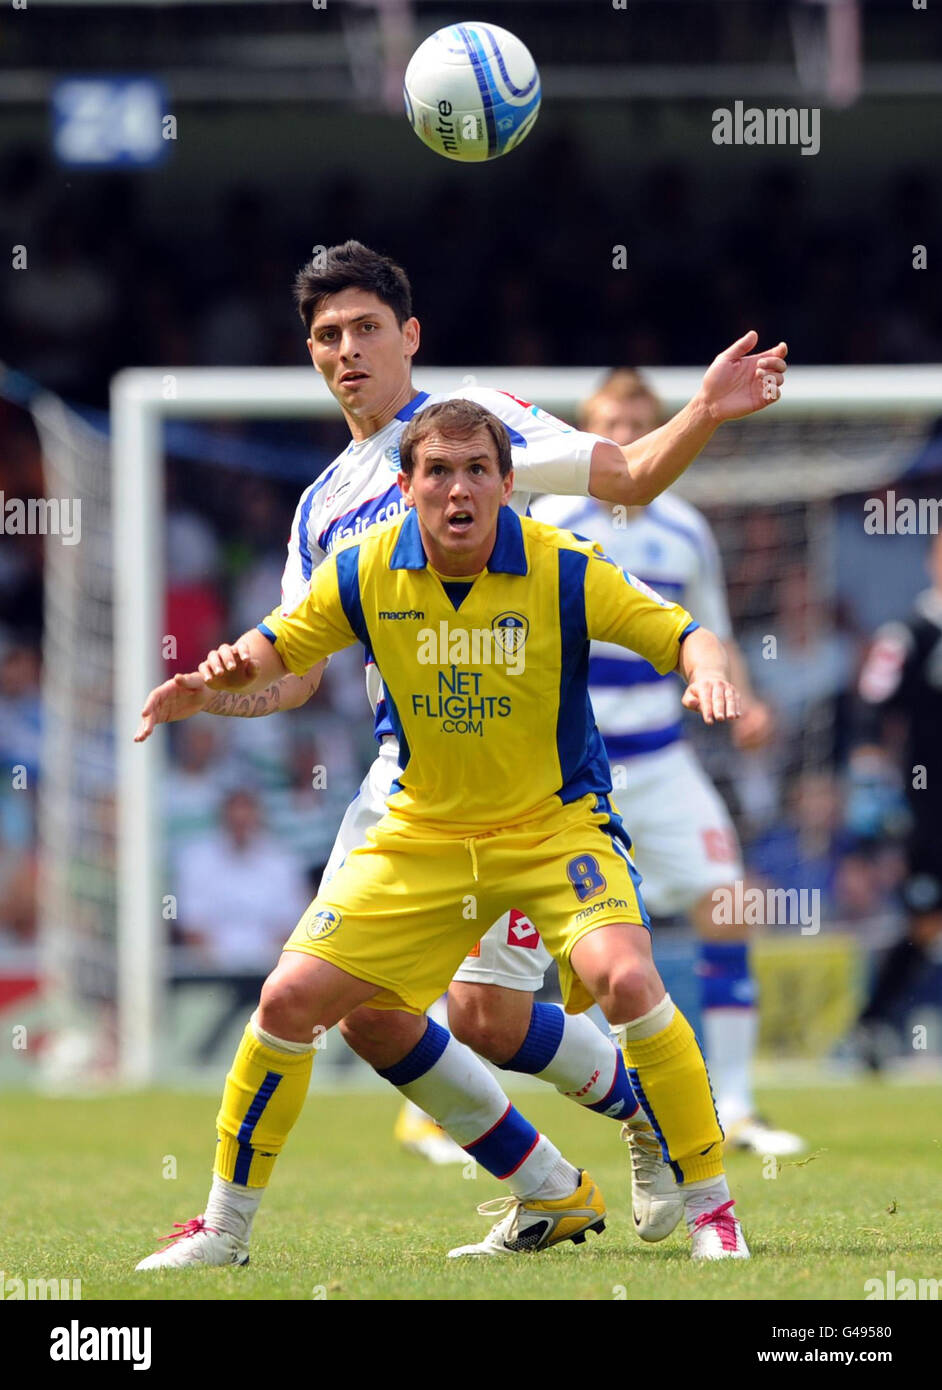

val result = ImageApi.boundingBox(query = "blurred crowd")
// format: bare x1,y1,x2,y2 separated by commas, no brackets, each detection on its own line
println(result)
0,407,375,959
0,137,940,409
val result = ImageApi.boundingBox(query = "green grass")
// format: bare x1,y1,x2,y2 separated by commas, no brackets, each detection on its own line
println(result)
4,1083,941,1301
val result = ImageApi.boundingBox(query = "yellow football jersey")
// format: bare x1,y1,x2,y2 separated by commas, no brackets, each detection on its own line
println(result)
260,506,696,834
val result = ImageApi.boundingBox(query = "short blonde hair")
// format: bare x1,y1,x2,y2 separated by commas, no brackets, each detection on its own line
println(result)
580,369,663,430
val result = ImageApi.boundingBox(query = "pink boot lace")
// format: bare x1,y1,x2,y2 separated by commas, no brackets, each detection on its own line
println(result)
692,1199,739,1251
157,1215,218,1246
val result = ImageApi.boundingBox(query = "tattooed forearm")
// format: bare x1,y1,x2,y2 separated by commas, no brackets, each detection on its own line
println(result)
206,681,283,718
203,664,322,718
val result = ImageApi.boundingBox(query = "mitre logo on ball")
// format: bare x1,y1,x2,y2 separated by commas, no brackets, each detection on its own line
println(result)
403,22,541,162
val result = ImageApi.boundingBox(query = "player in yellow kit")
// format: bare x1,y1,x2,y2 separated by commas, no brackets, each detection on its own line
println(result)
136,399,749,1267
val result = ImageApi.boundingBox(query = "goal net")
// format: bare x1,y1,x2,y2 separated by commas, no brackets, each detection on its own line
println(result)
30,364,942,1084
33,392,118,1085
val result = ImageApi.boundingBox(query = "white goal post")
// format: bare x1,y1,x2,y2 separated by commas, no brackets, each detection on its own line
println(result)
110,363,942,1084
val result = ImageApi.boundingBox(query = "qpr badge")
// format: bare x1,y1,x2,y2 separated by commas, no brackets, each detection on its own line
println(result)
305,907,343,942
492,611,529,657
385,445,401,472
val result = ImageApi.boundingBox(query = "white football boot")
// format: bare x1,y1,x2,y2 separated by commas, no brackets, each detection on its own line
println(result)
688,1199,750,1260
724,1116,805,1157
621,1115,684,1242
135,1215,249,1270
447,1170,606,1257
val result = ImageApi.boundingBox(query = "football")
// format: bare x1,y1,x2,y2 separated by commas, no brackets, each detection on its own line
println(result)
403,22,541,162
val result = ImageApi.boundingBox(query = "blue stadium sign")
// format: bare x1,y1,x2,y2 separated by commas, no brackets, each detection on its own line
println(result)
52,77,169,168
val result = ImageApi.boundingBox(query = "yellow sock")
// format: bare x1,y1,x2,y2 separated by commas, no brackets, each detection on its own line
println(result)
214,1020,314,1188
617,1000,724,1184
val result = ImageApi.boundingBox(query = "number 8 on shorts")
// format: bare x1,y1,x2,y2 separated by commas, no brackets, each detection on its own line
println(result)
567,854,607,902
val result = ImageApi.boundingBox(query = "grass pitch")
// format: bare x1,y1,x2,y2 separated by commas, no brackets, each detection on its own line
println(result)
4,1082,941,1301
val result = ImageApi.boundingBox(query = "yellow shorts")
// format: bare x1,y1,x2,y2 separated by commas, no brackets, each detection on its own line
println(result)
283,795,650,1015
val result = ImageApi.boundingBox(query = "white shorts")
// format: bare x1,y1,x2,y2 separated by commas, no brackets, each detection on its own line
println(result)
613,740,743,917
320,738,401,888
322,737,741,997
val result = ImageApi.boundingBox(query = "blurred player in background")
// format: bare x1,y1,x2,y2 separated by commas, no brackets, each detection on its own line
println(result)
137,243,788,1249
854,531,942,1067
525,371,804,1154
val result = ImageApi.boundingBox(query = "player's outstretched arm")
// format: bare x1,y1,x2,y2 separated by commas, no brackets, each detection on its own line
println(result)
206,663,325,719
133,663,324,743
134,629,290,742
588,330,788,506
676,626,742,727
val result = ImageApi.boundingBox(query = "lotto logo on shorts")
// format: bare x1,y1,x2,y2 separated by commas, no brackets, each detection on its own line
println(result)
306,908,343,942
507,909,540,949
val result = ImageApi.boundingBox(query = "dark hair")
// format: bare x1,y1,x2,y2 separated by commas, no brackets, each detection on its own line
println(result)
294,240,412,332
399,399,513,478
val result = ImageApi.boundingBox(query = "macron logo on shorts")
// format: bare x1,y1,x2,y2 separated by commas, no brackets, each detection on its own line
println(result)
507,909,540,948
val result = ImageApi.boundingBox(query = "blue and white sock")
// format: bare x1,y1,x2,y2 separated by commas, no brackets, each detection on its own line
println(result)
498,1001,639,1121
378,1018,579,1199
697,941,758,1129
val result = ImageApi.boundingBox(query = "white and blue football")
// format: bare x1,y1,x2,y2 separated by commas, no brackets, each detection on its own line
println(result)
403,22,541,162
